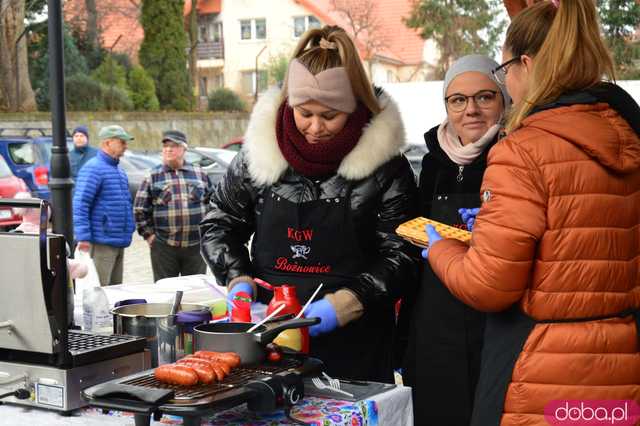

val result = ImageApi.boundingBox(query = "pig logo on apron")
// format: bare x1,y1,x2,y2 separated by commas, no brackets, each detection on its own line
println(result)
291,245,311,259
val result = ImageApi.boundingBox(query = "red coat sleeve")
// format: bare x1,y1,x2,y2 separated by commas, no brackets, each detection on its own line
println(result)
428,137,548,312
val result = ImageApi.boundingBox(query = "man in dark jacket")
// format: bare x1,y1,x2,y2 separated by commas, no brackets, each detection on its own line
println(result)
69,125,98,179
73,125,135,286
134,130,212,282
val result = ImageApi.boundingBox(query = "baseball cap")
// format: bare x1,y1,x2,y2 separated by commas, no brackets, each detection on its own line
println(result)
98,125,134,142
162,130,188,148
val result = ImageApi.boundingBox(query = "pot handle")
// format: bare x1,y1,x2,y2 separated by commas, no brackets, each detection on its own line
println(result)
254,317,320,345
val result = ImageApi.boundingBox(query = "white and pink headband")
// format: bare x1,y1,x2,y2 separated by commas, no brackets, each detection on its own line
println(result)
287,58,357,113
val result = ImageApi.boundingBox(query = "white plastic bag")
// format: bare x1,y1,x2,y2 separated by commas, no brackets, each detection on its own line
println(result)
73,249,101,329
74,248,100,291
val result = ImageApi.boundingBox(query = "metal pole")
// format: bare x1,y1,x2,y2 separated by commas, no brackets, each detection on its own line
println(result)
47,0,74,247
254,45,266,102
14,28,29,110
108,35,122,111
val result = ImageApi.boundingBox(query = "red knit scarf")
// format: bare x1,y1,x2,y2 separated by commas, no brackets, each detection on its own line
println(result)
276,101,371,177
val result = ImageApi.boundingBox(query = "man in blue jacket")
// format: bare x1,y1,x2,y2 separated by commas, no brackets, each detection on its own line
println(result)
73,125,135,286
69,125,98,179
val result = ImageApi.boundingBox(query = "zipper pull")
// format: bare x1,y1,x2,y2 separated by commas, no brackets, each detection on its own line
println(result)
457,165,464,182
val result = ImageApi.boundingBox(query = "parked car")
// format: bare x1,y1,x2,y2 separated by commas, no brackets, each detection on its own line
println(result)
0,154,30,229
189,147,237,185
120,151,162,199
146,147,237,188
221,137,243,152
0,128,71,200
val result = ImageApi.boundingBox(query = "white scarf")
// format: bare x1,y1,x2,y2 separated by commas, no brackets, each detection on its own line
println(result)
436,118,500,165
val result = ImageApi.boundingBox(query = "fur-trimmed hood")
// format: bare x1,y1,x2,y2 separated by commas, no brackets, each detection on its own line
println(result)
243,86,406,185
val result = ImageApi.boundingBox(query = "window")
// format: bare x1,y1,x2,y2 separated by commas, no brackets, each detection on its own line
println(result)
8,143,35,165
198,24,208,43
199,77,208,97
255,19,266,39
293,15,321,37
240,18,266,40
241,70,268,95
0,155,11,178
240,20,252,40
212,73,224,89
387,70,395,83
211,22,222,43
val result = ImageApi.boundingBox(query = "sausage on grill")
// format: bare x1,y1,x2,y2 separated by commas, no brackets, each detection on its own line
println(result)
193,351,241,368
180,356,227,381
154,364,198,386
175,360,215,384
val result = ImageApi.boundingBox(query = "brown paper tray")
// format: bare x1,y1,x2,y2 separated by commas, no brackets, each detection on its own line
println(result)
395,217,471,248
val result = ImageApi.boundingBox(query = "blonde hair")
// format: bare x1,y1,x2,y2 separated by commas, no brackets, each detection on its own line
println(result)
505,0,615,132
282,25,381,115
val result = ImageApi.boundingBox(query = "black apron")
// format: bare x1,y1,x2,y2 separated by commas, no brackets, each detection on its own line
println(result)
406,192,486,426
471,306,640,425
253,189,395,383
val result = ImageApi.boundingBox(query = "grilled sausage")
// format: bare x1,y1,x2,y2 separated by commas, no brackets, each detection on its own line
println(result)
212,360,231,375
154,364,198,386
175,360,215,384
209,362,226,382
180,356,228,381
194,351,241,368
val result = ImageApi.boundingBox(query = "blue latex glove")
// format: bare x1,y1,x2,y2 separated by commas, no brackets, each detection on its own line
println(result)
458,207,480,231
421,224,443,259
305,299,338,337
227,282,253,316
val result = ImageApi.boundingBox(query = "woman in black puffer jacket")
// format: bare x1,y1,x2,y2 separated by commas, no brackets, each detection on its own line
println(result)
199,25,417,383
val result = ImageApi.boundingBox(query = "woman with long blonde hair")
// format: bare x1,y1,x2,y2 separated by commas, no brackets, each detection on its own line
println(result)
425,0,640,424
200,25,417,382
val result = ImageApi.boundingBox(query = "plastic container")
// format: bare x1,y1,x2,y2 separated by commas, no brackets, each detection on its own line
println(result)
82,287,113,333
230,291,252,322
266,285,309,353
176,309,212,357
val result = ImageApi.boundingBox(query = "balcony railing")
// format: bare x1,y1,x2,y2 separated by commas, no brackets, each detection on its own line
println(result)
196,40,224,60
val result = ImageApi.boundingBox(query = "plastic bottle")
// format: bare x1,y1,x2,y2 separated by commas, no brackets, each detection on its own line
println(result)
230,291,252,322
267,285,310,353
82,287,113,333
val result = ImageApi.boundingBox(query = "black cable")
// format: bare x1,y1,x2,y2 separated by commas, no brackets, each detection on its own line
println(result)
0,389,30,400
284,407,309,425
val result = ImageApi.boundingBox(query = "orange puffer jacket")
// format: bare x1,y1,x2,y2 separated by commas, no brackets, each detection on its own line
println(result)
430,102,640,425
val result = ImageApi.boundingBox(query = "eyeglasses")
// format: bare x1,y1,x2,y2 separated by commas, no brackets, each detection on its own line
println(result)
444,90,500,113
491,56,521,85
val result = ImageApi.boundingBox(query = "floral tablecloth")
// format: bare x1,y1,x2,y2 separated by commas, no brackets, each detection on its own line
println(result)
0,386,412,426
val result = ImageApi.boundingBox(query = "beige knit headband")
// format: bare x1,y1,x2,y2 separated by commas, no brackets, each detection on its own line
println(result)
287,58,356,113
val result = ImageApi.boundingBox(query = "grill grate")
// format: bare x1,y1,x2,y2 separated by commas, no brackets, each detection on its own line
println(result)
121,358,302,400
68,330,142,354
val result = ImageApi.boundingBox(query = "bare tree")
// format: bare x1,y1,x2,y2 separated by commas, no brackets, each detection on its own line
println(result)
0,0,37,111
330,0,388,73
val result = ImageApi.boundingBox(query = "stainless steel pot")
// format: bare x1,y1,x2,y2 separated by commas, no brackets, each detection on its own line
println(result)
194,317,319,365
111,303,210,367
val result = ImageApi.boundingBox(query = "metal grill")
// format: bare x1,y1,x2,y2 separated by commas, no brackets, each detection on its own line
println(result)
121,358,302,400
68,330,141,354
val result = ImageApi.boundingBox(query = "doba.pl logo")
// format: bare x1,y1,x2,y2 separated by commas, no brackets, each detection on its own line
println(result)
545,400,640,425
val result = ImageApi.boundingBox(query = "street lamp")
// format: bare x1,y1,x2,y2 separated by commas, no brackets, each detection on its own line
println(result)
255,45,267,102
47,0,73,246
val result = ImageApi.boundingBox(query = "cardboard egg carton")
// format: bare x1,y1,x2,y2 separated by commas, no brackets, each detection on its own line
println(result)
395,217,472,248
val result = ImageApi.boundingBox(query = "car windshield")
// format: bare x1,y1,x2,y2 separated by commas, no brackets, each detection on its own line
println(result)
0,155,12,178
185,151,216,168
